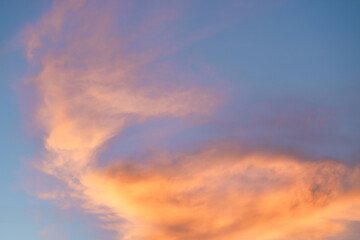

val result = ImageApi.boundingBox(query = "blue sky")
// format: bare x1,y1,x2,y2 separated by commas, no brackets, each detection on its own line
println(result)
1,1,95,239
1,1,46,239
1,0,359,239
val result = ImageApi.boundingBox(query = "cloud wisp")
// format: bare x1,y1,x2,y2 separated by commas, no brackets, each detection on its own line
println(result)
22,0,360,239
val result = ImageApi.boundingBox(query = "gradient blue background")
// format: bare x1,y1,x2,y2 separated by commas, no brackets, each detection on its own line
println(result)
1,0,359,239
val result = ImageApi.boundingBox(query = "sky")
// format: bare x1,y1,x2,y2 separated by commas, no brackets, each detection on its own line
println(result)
1,0,360,239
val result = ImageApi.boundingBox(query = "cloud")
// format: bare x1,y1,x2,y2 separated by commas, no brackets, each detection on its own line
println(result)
80,149,360,240
23,0,218,173
21,0,360,239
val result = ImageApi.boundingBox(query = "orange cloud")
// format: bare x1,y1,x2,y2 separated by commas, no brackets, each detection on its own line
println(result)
22,0,360,239
80,150,360,240
23,0,218,174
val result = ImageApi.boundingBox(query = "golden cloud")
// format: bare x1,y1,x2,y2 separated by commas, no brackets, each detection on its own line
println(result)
22,0,360,239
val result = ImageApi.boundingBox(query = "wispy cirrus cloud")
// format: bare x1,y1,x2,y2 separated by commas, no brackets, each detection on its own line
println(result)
21,0,360,239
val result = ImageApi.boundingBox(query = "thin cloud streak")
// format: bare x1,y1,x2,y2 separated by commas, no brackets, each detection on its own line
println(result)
21,0,360,239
